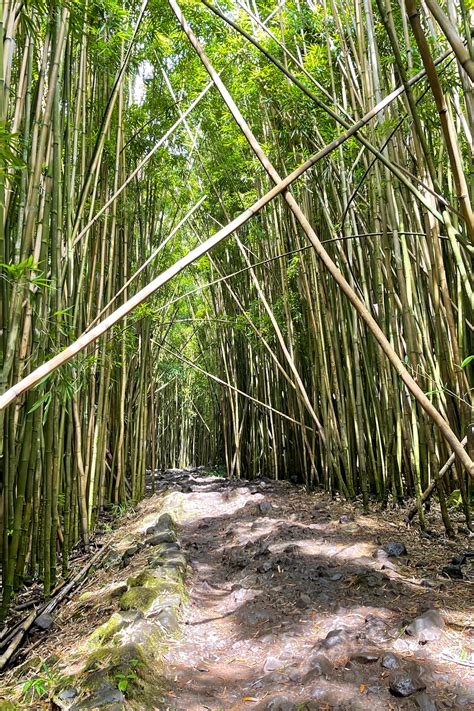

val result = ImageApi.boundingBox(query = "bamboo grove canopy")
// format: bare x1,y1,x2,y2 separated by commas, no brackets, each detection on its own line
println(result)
0,0,472,617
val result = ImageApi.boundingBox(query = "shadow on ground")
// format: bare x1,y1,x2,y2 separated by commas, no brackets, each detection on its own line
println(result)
155,471,473,711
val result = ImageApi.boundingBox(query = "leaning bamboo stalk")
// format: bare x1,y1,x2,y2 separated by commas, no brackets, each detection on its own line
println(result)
0,78,421,409
0,88,471,479
424,0,474,82
169,0,473,476
201,0,453,229
72,79,215,247
405,0,474,243
404,436,468,524
85,195,207,331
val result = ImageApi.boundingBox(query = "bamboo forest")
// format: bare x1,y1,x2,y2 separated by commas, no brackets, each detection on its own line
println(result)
0,0,473,708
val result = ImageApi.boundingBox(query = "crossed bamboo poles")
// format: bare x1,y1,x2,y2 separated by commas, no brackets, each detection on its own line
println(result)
0,1,472,480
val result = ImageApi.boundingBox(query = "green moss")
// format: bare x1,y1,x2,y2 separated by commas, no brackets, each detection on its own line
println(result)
84,646,114,672
0,700,17,710
88,612,125,648
127,570,162,589
119,586,159,612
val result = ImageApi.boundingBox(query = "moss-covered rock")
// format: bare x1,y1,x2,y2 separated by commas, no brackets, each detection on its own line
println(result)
88,612,129,648
119,586,159,613
127,570,162,589
148,554,186,574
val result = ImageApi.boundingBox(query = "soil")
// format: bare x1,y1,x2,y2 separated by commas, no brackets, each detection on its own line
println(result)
1,470,473,710
154,471,474,710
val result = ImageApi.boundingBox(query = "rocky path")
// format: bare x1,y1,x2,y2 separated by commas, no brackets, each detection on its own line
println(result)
1,470,473,710
153,471,473,710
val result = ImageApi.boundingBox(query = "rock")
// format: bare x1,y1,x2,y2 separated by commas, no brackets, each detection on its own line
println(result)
451,551,474,566
442,564,463,579
381,653,400,670
259,501,272,514
351,651,379,664
363,614,391,643
156,512,174,529
389,671,426,697
149,554,186,571
406,609,445,642
257,559,274,573
34,613,54,630
383,541,407,557
102,548,122,569
54,687,79,708
392,638,417,652
119,586,159,612
156,607,179,633
263,656,282,672
321,628,348,649
58,689,78,701
415,692,438,710
265,696,295,711
73,682,125,709
288,668,301,682
339,515,353,524
121,543,143,564
296,593,311,608
302,652,332,679
145,530,176,546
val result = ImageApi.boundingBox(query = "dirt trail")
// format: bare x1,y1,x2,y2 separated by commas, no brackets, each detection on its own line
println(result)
153,471,473,710
1,470,473,710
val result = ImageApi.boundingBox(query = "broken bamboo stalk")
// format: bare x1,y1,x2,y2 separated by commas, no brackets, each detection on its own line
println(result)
404,436,468,525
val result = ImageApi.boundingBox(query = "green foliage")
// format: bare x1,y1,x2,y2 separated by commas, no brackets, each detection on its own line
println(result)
0,256,52,289
113,658,143,694
21,664,69,704
0,124,24,175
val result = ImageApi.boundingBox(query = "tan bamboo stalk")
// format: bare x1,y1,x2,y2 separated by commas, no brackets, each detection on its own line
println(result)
424,0,474,82
159,343,313,432
169,0,473,476
405,0,474,243
0,112,470,483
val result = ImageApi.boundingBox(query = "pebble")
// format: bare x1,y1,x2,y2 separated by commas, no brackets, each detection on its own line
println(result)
384,541,407,557
263,656,282,672
442,564,463,579
321,628,348,649
296,593,311,608
302,652,332,678
259,501,272,514
406,609,445,642
34,613,54,630
381,653,400,669
351,651,379,664
57,688,78,701
389,671,426,697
